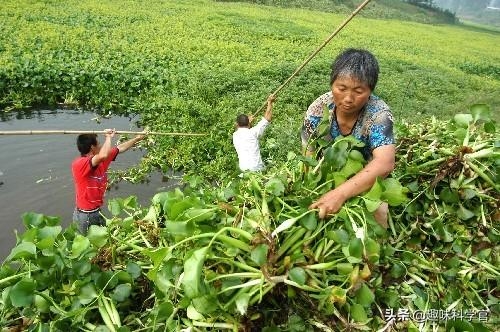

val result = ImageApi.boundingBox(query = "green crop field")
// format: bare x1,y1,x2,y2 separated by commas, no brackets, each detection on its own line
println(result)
0,0,498,178
0,1,498,331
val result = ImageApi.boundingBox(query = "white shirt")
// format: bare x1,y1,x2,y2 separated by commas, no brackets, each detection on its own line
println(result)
232,117,270,171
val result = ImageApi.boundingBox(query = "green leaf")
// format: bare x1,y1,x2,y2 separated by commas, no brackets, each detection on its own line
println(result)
469,103,491,122
34,294,49,313
364,238,380,263
263,327,281,332
22,212,44,229
152,191,177,206
439,187,459,203
235,293,251,315
340,157,364,178
36,238,56,251
10,279,36,307
108,198,123,216
265,177,285,197
19,228,37,244
348,149,365,162
165,220,196,237
380,288,400,307
484,121,496,133
192,295,219,314
87,225,108,248
126,262,142,279
182,247,208,298
187,304,204,320
71,234,90,258
142,205,158,223
453,127,468,142
317,122,330,138
143,247,170,269
37,255,55,270
112,284,132,302
152,265,174,295
251,244,268,266
123,195,138,210
355,284,375,306
380,178,409,206
333,173,348,187
37,225,62,241
288,267,306,285
73,259,92,276
457,204,475,220
390,262,406,278
324,141,349,169
363,198,381,213
161,190,186,217
328,229,349,245
343,135,366,148
288,314,306,332
78,283,98,305
364,178,384,201
182,208,216,222
299,212,317,230
170,200,194,219
348,238,363,259
446,319,475,332
6,242,37,261
350,303,368,323
454,113,473,127
156,301,174,321
336,263,353,275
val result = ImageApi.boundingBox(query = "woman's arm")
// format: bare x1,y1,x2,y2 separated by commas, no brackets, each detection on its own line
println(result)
309,144,395,218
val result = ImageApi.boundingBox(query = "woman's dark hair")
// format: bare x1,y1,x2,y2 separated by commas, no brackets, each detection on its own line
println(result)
330,48,379,91
77,134,98,155
236,114,250,127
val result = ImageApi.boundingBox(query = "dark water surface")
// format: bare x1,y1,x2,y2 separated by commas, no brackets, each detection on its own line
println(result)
0,109,179,260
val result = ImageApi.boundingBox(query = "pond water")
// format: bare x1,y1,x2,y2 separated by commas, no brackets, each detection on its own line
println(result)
0,109,180,260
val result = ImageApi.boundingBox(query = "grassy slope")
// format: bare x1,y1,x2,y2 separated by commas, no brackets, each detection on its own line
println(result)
216,0,459,24
0,0,498,176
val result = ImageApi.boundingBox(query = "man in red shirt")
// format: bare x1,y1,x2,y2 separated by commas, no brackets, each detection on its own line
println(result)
72,129,145,234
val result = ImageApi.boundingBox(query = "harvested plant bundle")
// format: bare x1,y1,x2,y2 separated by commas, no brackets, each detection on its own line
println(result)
0,107,498,331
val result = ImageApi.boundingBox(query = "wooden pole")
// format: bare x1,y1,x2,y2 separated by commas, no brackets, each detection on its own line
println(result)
252,0,373,119
0,130,207,136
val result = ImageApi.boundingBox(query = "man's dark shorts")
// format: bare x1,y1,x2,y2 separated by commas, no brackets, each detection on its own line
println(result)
73,208,105,234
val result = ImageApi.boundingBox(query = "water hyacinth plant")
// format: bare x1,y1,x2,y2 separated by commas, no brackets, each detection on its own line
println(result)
1,110,497,330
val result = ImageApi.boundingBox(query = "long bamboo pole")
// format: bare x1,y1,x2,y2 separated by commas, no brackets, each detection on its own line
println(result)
0,130,207,136
252,0,373,118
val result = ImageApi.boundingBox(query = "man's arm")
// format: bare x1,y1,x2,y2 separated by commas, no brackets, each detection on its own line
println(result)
263,94,274,122
309,144,395,218
252,94,275,138
117,134,145,153
91,129,115,167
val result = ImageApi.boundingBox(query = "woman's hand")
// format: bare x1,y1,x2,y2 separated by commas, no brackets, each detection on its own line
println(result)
309,188,348,219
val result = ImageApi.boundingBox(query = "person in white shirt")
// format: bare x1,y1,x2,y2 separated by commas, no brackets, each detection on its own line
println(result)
233,94,275,172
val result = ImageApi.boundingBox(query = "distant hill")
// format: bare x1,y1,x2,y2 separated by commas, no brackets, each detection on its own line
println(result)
215,0,458,24
434,0,500,27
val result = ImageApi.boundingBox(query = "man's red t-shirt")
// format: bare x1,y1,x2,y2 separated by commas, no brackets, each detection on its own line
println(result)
72,147,119,210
